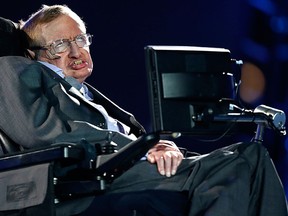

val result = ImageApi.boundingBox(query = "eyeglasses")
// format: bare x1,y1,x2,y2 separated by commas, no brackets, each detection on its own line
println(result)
32,33,93,55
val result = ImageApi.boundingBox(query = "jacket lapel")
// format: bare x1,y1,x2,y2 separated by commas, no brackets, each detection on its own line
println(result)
45,68,145,137
85,83,146,136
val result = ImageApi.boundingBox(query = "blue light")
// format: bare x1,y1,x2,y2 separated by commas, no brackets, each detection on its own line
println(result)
248,0,276,15
270,16,288,34
275,44,288,61
241,38,270,62
284,137,288,153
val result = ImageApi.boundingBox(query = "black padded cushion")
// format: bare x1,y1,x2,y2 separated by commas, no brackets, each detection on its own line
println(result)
0,17,29,57
0,17,29,154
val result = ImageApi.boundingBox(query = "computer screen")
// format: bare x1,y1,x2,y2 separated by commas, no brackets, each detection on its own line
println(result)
145,45,237,136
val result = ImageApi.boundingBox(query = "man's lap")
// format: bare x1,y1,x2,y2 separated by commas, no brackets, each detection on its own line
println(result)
58,141,288,216
81,190,189,216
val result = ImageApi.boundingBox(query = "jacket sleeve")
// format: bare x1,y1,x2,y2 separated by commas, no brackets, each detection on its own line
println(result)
0,56,133,149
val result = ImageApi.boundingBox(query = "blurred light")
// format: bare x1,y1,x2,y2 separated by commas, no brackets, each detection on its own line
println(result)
241,38,270,62
248,0,276,15
270,16,288,34
240,62,265,104
284,137,288,153
275,44,288,61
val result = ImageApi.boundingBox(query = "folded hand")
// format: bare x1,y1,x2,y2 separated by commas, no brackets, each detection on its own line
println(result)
147,140,183,177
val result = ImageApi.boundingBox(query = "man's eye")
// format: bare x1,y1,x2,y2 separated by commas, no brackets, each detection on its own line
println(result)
54,40,66,48
76,36,86,43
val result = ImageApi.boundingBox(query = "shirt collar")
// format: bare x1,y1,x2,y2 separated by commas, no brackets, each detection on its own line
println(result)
38,61,94,101
38,61,65,78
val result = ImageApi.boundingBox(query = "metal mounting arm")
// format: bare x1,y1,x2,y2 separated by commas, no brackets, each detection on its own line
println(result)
212,104,286,143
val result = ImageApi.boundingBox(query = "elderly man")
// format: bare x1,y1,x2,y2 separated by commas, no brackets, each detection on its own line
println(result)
0,4,286,216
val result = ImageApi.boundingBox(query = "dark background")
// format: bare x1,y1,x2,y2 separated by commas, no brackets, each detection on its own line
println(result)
2,0,288,197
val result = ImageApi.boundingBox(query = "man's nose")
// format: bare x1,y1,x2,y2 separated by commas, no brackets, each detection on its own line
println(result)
68,41,81,57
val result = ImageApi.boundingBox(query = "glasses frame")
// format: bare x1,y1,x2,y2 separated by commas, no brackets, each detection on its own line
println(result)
31,33,93,56
46,33,93,55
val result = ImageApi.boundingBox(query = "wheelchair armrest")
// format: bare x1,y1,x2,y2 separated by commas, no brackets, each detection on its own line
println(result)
0,133,160,199
95,132,160,177
0,143,85,172
0,133,160,179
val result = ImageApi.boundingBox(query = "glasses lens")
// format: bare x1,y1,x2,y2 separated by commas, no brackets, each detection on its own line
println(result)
52,39,70,54
75,34,92,48
48,34,92,54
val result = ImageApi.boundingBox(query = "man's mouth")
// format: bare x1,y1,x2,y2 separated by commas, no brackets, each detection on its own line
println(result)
70,59,87,69
74,60,83,65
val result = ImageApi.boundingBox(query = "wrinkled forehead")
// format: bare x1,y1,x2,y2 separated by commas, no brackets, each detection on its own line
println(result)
68,13,86,33
40,15,86,44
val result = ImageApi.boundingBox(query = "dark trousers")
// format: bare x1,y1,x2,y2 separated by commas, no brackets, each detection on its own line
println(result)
77,142,288,216
79,191,188,216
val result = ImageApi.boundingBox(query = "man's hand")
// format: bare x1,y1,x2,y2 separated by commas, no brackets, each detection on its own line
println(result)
146,140,183,177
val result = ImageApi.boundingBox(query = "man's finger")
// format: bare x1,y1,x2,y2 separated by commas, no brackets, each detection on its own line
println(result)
157,156,165,176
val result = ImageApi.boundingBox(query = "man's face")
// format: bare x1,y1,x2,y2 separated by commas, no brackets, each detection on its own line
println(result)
38,15,93,83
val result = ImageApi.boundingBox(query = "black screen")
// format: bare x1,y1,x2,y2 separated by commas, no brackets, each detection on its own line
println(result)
145,45,237,136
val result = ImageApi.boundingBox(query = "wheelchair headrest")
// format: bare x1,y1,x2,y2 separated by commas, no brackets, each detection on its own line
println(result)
0,17,29,57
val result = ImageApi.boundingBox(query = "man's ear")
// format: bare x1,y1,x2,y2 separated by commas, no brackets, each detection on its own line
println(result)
26,49,36,60
45,50,61,60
